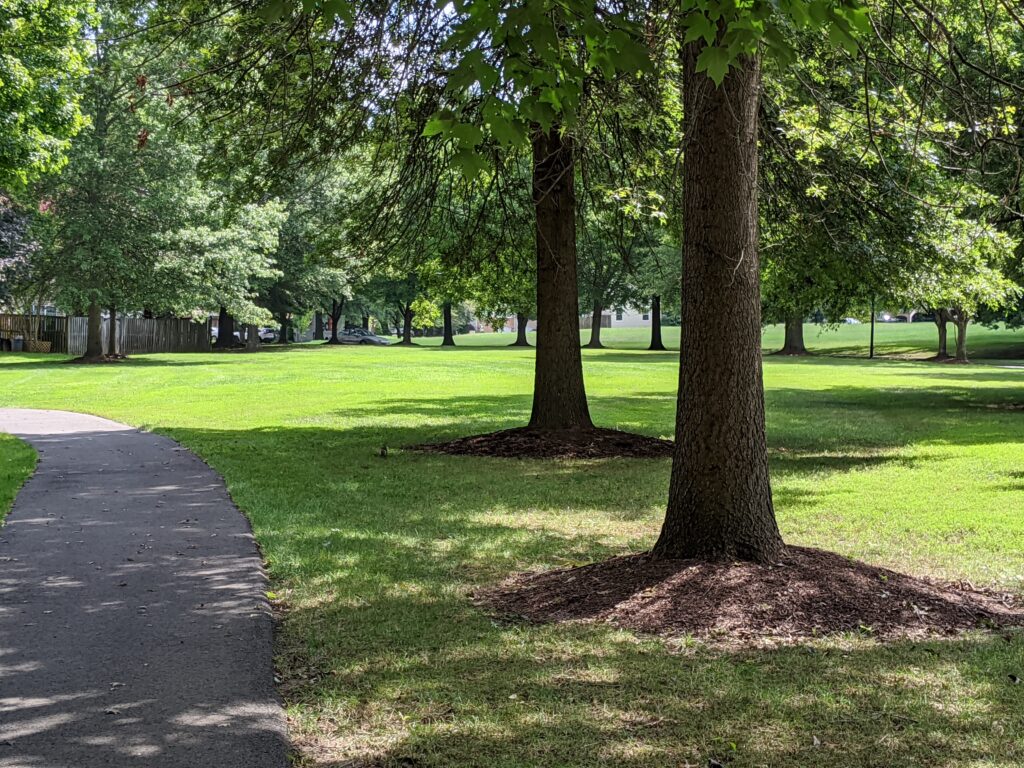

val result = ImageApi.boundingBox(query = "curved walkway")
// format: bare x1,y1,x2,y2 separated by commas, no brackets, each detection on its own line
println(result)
0,409,287,768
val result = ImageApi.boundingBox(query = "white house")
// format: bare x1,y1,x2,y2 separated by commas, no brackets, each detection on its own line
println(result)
580,307,651,329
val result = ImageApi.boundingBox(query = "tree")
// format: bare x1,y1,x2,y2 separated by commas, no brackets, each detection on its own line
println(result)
0,1,87,188
27,1,195,359
651,47,784,561
256,192,350,346
903,216,1018,362
158,0,652,433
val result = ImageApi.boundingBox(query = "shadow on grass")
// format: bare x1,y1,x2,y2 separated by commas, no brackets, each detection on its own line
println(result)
298,627,1024,768
155,395,1024,766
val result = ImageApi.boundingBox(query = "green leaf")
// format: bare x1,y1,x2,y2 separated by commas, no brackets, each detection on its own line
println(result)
453,148,488,182
683,13,717,46
422,116,452,137
695,45,732,86
451,122,484,150
258,0,288,22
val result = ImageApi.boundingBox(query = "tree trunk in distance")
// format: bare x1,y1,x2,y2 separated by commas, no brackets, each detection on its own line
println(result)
328,299,344,344
107,305,117,357
653,48,783,564
84,301,103,360
952,308,969,362
314,311,324,341
246,323,259,352
649,295,666,351
585,303,604,348
511,313,531,346
278,313,289,344
441,302,456,346
778,315,807,355
361,315,369,330
934,309,950,359
400,305,414,344
214,306,235,349
528,127,593,430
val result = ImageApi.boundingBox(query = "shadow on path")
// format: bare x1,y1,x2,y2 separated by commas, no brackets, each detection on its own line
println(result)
0,409,287,768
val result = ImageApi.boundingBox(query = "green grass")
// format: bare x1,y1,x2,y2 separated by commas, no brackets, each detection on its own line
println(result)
1,324,1023,767
0,433,35,521
415,320,1024,359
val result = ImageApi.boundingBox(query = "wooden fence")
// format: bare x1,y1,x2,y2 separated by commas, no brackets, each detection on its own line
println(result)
0,314,70,353
67,316,212,356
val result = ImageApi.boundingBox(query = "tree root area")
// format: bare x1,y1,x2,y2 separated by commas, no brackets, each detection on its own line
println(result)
68,354,128,364
477,546,1023,645
412,426,674,459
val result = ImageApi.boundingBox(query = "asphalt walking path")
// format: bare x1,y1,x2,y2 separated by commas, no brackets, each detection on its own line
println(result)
0,409,288,768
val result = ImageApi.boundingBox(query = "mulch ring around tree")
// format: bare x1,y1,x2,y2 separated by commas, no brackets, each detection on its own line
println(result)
411,426,674,459
67,354,128,364
476,546,1023,645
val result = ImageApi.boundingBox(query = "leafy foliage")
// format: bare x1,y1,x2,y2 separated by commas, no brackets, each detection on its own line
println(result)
0,0,88,187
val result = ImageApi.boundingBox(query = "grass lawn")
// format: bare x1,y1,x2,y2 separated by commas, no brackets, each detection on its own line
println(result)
0,434,35,520
419,319,1024,359
0,323,1023,767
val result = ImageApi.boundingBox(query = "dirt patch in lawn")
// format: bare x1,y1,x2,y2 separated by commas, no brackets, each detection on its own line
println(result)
478,546,1023,644
412,426,673,460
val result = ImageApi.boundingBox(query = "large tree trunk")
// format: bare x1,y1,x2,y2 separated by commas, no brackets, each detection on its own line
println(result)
952,307,969,362
107,305,117,357
84,301,104,360
511,312,531,346
328,299,344,344
399,305,414,345
441,302,456,346
314,311,324,341
361,314,370,331
934,309,950,359
246,323,260,352
214,306,235,349
528,127,593,430
653,49,783,563
585,303,604,348
648,295,665,351
278,313,289,344
778,315,807,355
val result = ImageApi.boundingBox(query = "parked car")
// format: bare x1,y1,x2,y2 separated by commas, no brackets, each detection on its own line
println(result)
210,328,242,344
211,327,277,344
336,327,391,345
843,317,861,324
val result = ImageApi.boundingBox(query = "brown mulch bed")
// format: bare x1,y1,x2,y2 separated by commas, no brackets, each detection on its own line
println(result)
477,546,1023,644
411,426,674,459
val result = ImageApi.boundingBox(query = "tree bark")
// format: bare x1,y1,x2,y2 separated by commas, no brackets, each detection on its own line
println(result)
398,304,414,345
528,127,593,430
327,299,344,344
648,295,666,351
441,302,456,346
314,311,324,341
107,305,117,357
361,314,370,331
246,323,260,352
951,307,969,362
511,312,531,346
933,309,950,359
214,306,235,349
84,300,104,360
585,303,604,348
778,315,807,355
278,313,289,344
653,49,783,563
